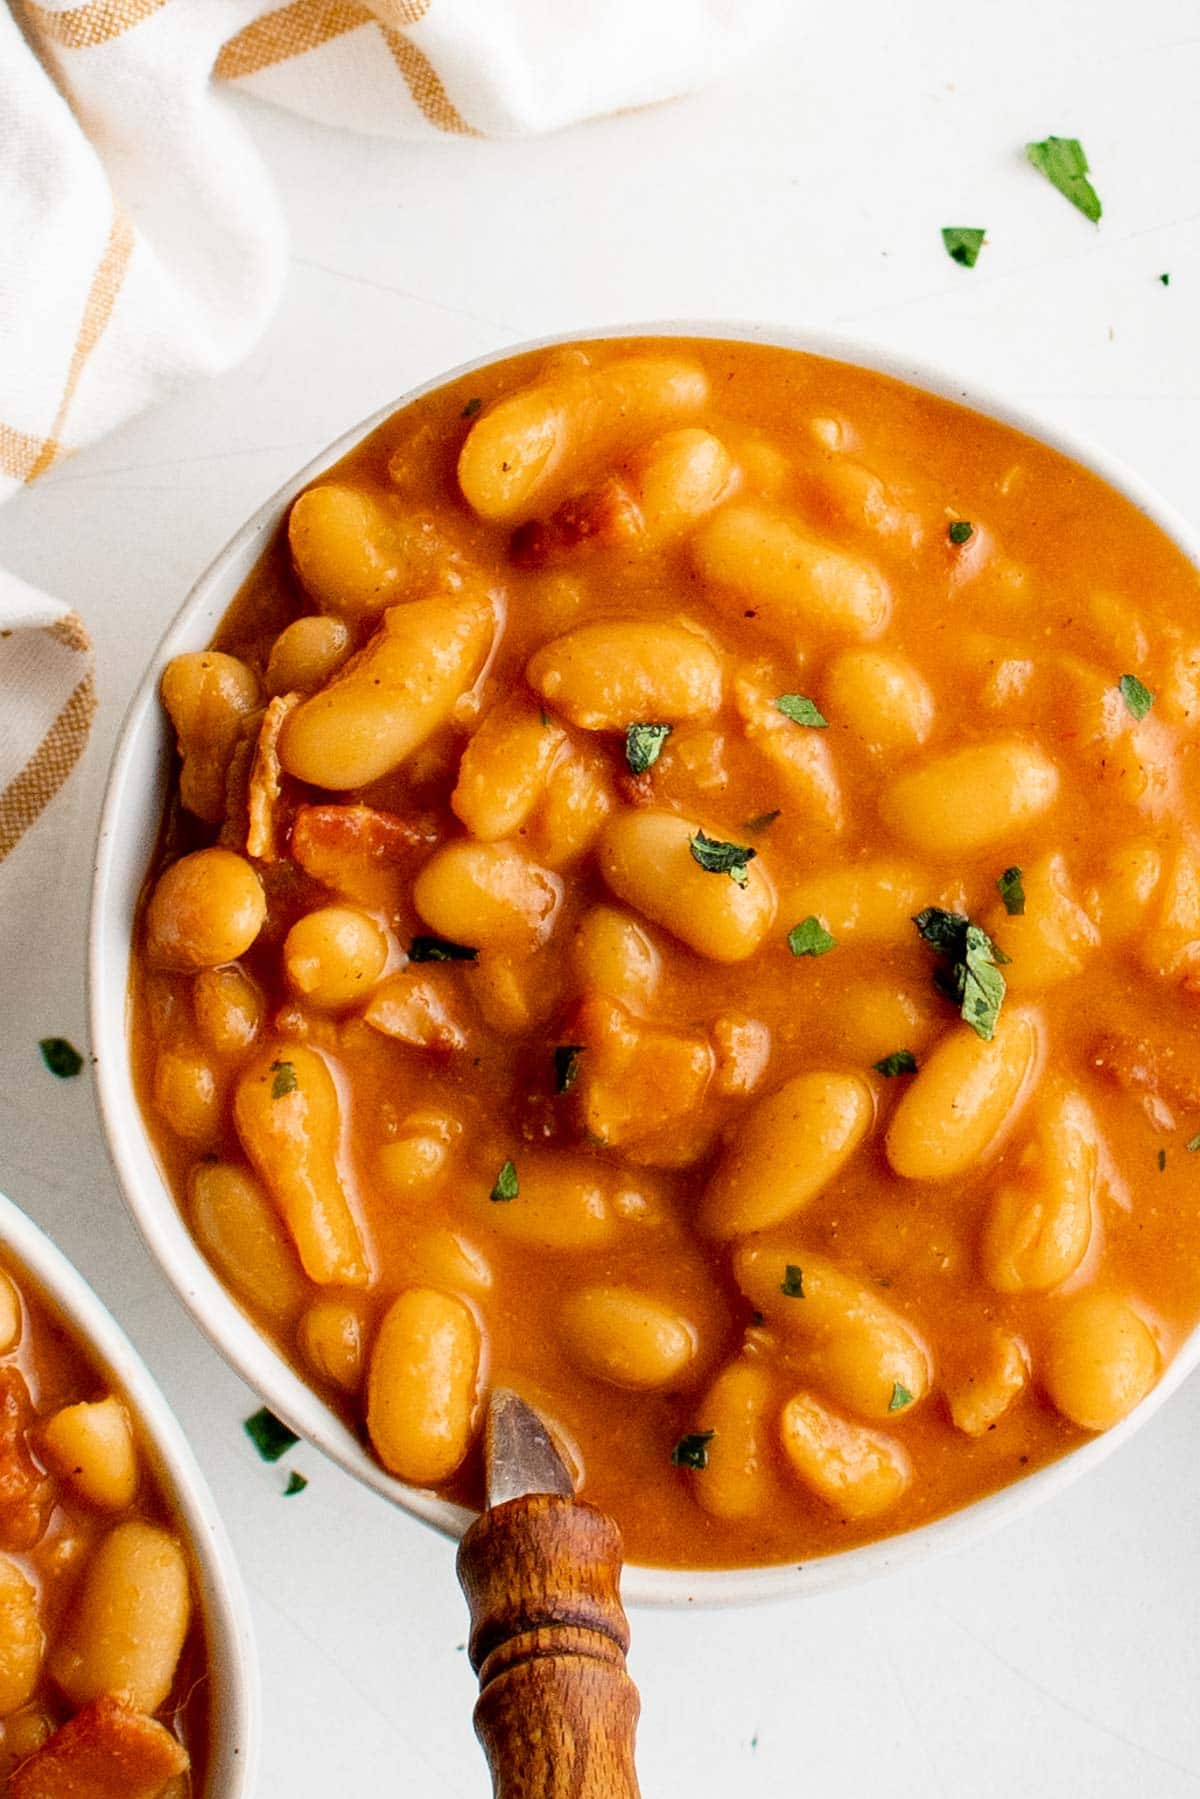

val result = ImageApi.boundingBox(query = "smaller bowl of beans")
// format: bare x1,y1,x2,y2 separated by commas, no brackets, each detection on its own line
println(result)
92,325,1200,1604
0,1190,257,1792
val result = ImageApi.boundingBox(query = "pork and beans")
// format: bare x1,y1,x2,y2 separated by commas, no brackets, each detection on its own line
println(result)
0,1259,204,1795
132,338,1200,1566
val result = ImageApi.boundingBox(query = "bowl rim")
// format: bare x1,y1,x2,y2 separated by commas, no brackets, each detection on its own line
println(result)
0,1187,260,1785
89,318,1200,1609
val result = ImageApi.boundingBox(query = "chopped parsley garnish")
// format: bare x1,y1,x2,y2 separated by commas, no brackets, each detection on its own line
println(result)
461,397,482,419
914,907,970,955
997,865,1026,916
788,916,836,958
244,1408,299,1463
625,722,672,775
913,907,1008,1041
942,227,986,268
874,1050,918,1078
957,926,1007,1037
671,1431,715,1470
491,1159,519,1203
284,1471,308,1497
1188,1134,1200,1152
744,809,781,834
689,829,756,887
889,1383,914,1412
774,693,828,729
948,520,974,545
554,1045,583,1093
1118,673,1154,721
1158,1148,1167,1172
39,1037,82,1079
780,1264,805,1298
1159,273,1171,287
270,1060,297,1099
1026,136,1102,223
409,935,478,963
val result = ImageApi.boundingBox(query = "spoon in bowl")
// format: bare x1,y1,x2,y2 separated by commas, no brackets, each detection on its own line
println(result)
456,1388,643,1798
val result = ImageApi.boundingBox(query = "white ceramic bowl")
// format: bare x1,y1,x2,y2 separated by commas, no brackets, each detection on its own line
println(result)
91,322,1200,1609
0,1188,258,1786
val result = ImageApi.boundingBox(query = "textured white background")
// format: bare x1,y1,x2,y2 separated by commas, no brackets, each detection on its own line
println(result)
3,1,1200,1791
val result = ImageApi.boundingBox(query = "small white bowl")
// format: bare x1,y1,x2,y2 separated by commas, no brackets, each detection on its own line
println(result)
90,323,1200,1609
0,1188,258,1786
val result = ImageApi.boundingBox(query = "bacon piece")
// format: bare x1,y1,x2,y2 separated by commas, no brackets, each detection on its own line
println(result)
1091,1029,1200,1113
510,478,643,569
246,692,302,862
571,993,714,1165
217,709,261,852
9,1696,188,1799
289,803,439,909
0,1370,51,1552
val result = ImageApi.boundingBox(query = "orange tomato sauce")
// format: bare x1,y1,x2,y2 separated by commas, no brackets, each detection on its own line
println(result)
132,338,1200,1568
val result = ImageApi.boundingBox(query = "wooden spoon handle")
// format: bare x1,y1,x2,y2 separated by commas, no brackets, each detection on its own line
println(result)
456,1494,642,1799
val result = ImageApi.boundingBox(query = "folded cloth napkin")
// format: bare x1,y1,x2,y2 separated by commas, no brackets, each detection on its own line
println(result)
0,570,95,862
0,0,778,862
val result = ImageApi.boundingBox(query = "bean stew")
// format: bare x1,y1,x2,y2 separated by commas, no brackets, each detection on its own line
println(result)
131,338,1200,1568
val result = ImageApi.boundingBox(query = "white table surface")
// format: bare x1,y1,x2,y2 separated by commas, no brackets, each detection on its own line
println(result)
3,1,1200,1791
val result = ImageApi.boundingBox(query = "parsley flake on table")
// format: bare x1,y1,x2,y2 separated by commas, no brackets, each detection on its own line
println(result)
491,1159,519,1202
889,1383,914,1412
625,721,672,775
874,1050,918,1078
941,227,986,269
409,935,478,963
39,1037,83,1079
948,519,974,545
284,1471,308,1497
688,829,756,887
244,1408,299,1463
1026,136,1102,223
270,1060,297,1099
1159,273,1171,287
671,1431,715,1470
774,693,828,729
997,865,1026,916
780,1264,805,1298
913,907,1008,1041
554,1045,583,1093
1118,673,1154,721
787,916,836,958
